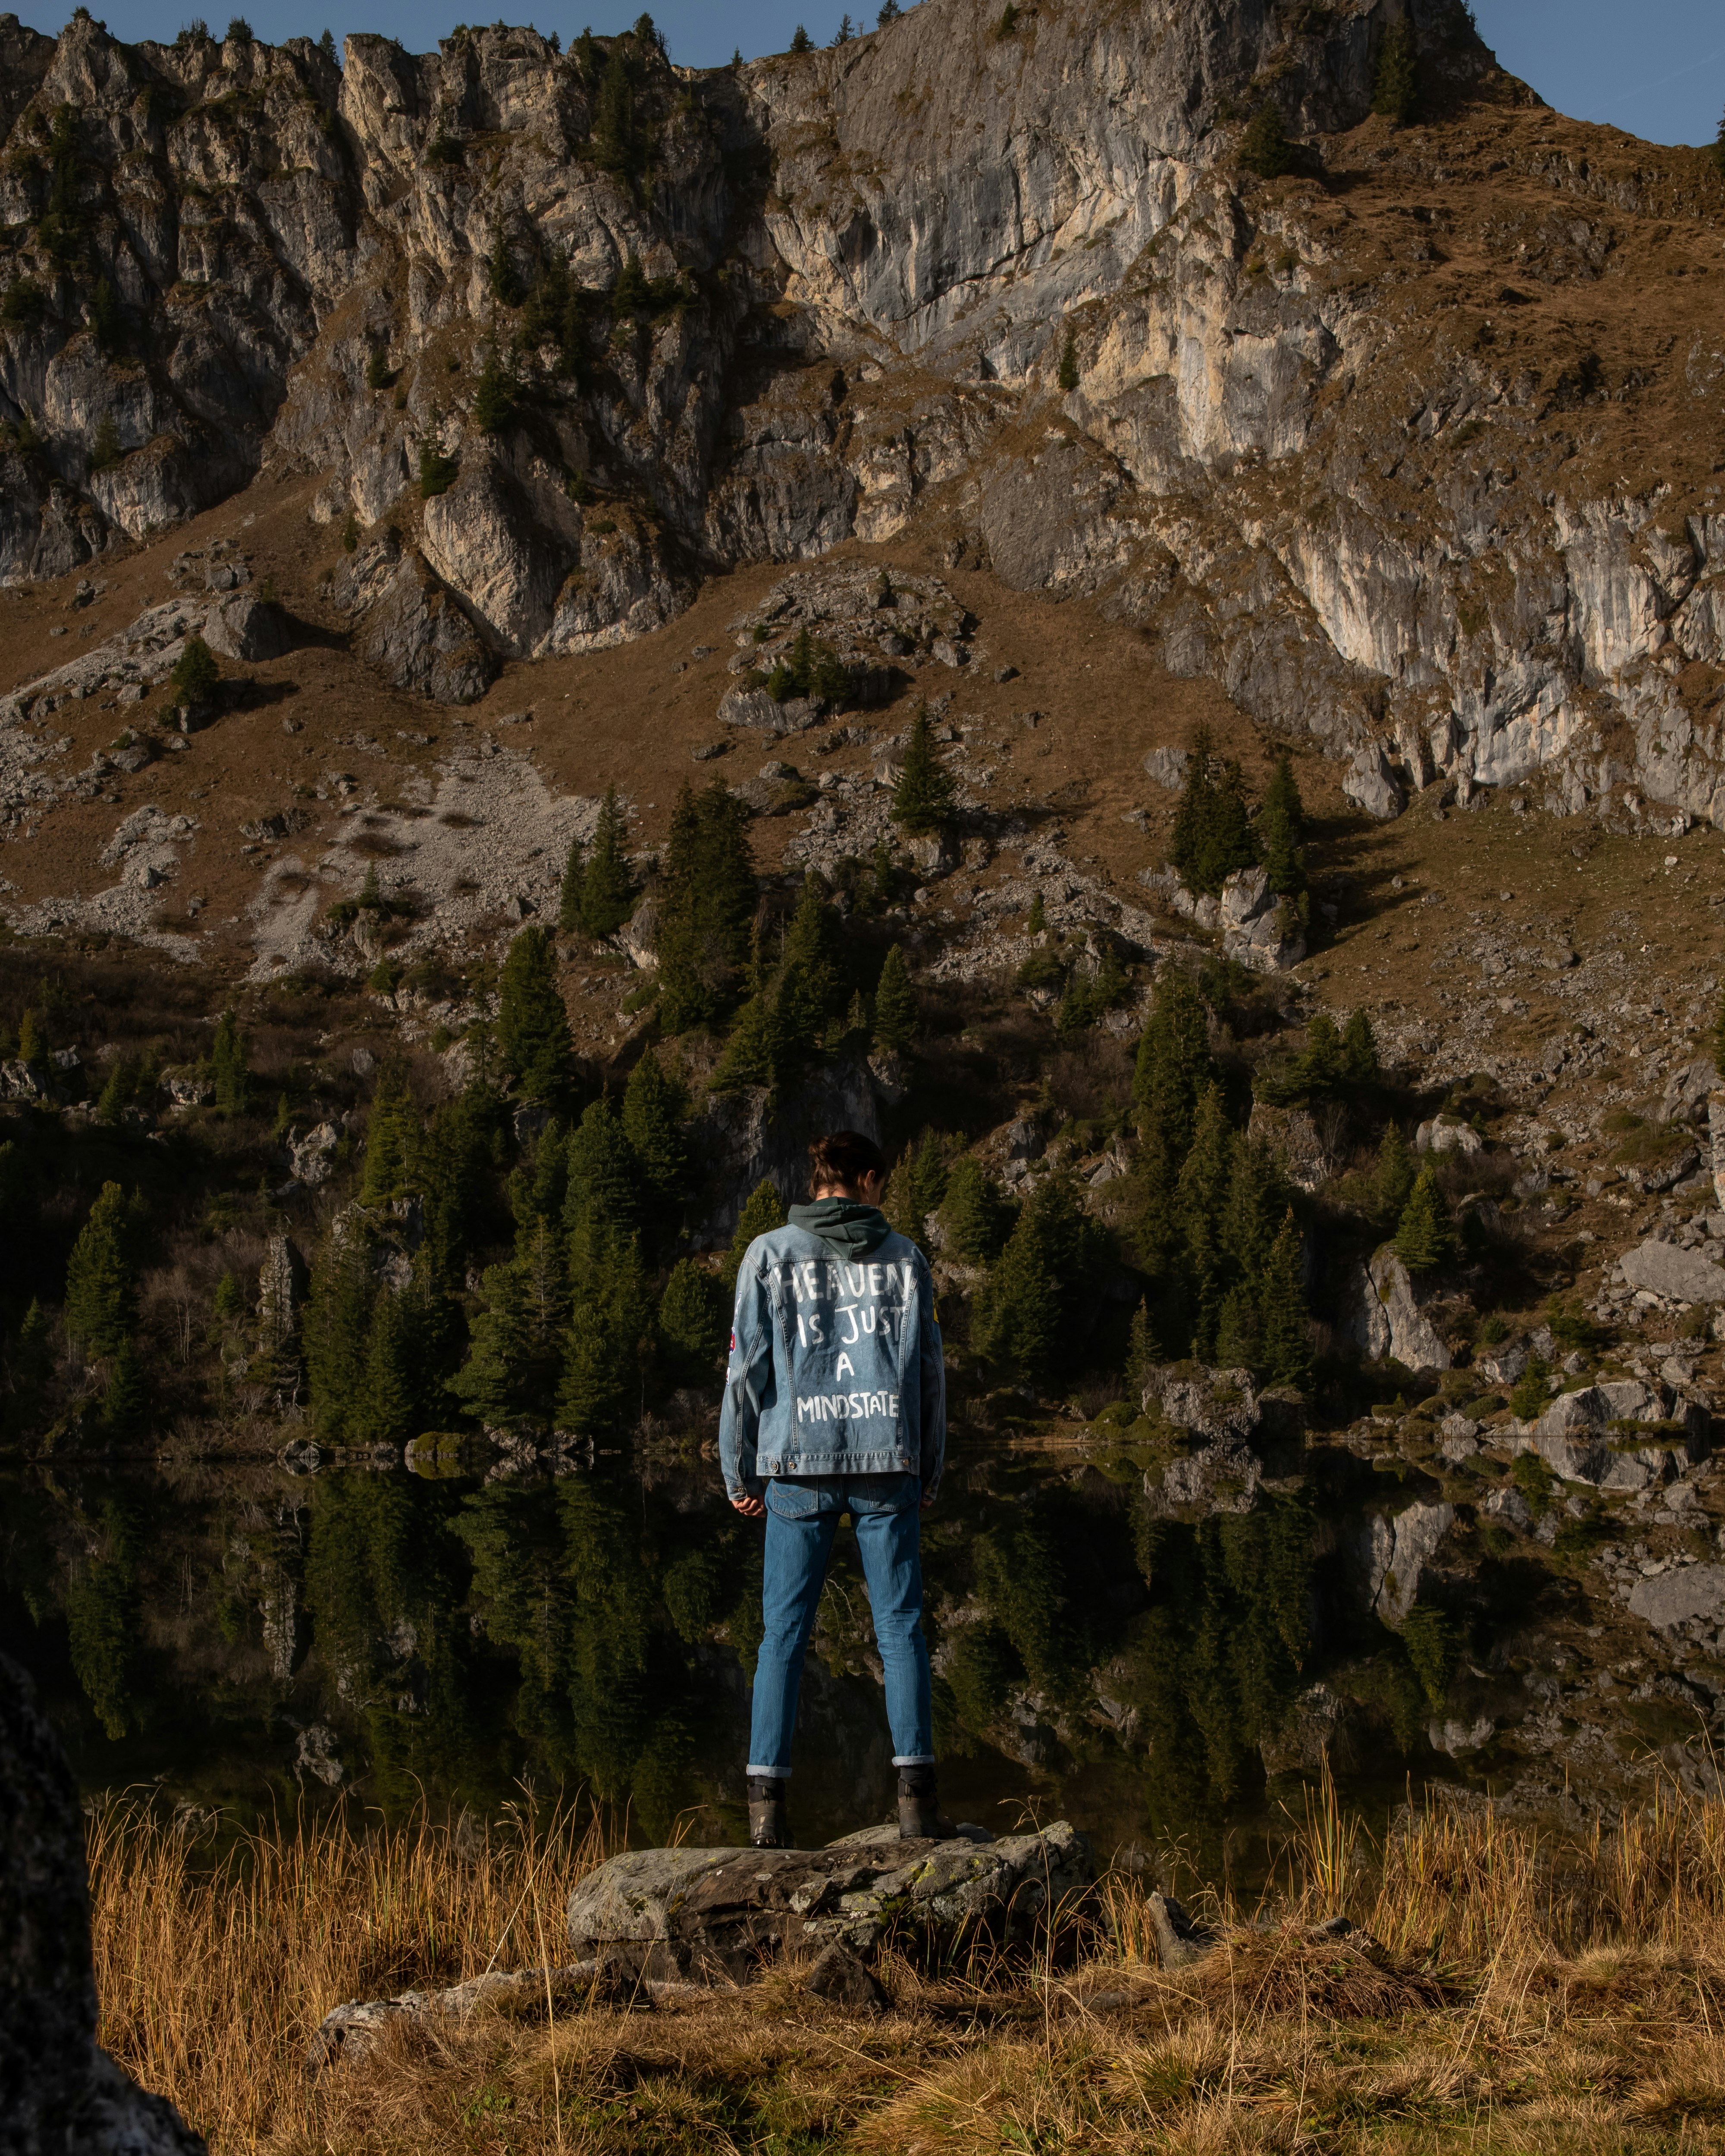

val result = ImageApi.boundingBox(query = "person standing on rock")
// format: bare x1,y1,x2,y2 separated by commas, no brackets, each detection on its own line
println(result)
720,1129,947,1849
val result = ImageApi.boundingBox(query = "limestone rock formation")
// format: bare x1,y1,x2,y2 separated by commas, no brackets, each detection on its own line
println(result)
0,1654,205,2156
1140,1363,1303,1516
0,0,1719,824
562,1820,1093,1980
1344,1248,1455,1371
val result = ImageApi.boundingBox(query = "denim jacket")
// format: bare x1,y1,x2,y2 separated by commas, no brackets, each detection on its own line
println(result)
718,1222,946,1501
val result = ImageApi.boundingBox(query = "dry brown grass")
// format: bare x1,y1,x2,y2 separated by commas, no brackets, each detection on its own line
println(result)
91,1766,1725,2154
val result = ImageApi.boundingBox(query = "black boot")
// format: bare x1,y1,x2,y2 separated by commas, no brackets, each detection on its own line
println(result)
748,1775,790,1849
897,1766,956,1841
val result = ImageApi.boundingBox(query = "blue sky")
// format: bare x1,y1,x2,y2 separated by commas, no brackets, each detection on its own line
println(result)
35,0,1725,148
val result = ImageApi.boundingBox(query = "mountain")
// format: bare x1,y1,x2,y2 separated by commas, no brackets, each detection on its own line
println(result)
0,0,1721,818
8,2,1725,1829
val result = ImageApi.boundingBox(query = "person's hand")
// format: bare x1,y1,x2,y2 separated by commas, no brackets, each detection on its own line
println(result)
731,1492,766,1519
921,1494,936,1510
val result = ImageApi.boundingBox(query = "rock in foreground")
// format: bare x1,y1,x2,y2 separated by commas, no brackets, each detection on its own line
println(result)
1,1655,205,2156
565,1821,1093,1982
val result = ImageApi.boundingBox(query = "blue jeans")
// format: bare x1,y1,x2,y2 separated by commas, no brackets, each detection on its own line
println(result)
746,1473,934,1778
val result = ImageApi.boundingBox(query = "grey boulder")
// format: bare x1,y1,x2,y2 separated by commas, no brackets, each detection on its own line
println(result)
564,1821,1093,1981
0,1654,205,2155
1629,1564,1725,1632
1620,1239,1725,1304
203,592,292,663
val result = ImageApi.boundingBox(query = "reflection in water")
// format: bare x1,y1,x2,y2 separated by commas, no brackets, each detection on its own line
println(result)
0,1440,1425,1864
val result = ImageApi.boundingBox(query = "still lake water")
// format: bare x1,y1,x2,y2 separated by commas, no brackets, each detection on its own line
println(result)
1,1432,1432,1883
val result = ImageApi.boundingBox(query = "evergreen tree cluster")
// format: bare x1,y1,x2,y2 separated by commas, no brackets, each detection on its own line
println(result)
1129,972,1314,1387
764,625,851,706
304,1045,713,1445
559,785,637,940
654,779,760,1034
1169,724,1258,896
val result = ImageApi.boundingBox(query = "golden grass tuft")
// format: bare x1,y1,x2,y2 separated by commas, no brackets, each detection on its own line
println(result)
87,1764,1725,2153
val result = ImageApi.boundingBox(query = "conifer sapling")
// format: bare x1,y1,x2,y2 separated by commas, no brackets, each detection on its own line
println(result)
891,704,957,835
1394,1163,1455,1272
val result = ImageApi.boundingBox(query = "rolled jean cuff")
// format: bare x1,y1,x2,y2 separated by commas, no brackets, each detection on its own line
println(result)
892,1752,935,1767
746,1763,790,1778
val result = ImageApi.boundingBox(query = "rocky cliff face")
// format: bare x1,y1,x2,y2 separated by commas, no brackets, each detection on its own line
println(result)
0,0,1721,819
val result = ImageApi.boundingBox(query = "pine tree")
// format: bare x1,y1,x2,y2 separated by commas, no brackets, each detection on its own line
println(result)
169,633,220,714
360,1061,418,1206
709,987,778,1095
1295,1014,1344,1096
1169,725,1259,896
1175,1084,1233,1359
1238,102,1292,179
872,944,918,1053
656,781,759,1033
472,347,516,435
974,1178,1104,1391
592,45,636,173
420,1082,499,1291
558,833,586,933
658,1257,727,1379
621,1048,690,1218
559,1228,652,1430
100,1336,151,1443
790,23,812,52
1341,1007,1381,1085
885,1131,948,1255
1132,970,1214,1150
1371,1123,1417,1228
1395,1164,1455,1272
210,1005,248,1121
769,875,846,1070
974,1198,1063,1389
95,1054,138,1125
1258,751,1308,911
1214,1282,1262,1372
580,785,636,937
449,1235,565,1427
943,1156,1012,1262
496,927,574,1109
361,1288,421,1442
892,703,958,836
3,1300,53,1442
723,1178,787,1287
18,1009,46,1064
64,1183,142,1357
1223,1134,1291,1284
564,1094,643,1240
1259,1210,1312,1391
304,1221,377,1441
1126,1297,1156,1402
1372,18,1419,124
1057,323,1078,391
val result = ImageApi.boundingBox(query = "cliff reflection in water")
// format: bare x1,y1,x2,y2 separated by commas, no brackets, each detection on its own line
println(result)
1,1434,1408,1857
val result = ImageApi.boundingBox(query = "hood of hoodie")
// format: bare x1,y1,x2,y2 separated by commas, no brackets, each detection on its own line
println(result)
787,1197,893,1259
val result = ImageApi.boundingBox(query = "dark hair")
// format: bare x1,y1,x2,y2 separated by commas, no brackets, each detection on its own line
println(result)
807,1129,886,1195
